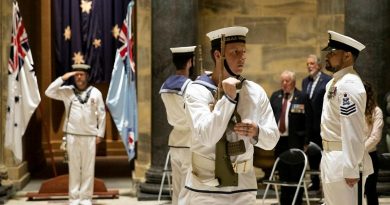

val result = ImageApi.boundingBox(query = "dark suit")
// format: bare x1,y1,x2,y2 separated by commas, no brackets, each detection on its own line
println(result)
270,89,307,155
301,72,331,147
302,72,331,190
270,88,307,205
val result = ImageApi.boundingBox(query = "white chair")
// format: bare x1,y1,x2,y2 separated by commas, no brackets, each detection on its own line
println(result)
262,148,310,205
158,150,172,202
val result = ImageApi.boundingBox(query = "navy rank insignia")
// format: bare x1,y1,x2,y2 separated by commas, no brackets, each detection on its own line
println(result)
340,93,356,116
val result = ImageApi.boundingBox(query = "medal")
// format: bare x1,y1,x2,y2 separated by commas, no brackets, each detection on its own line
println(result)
327,86,337,99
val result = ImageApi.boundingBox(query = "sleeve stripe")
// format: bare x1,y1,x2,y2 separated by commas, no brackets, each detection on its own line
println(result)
340,105,356,113
340,104,355,110
340,108,356,116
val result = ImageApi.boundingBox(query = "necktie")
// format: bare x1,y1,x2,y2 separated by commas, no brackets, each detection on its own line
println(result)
279,93,289,133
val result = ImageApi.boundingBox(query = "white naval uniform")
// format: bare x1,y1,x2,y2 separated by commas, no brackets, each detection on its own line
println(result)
160,75,192,205
45,77,106,203
320,66,373,205
180,75,279,205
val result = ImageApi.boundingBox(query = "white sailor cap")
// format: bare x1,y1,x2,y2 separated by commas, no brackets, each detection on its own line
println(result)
170,46,196,60
170,46,196,54
206,26,248,50
170,46,196,69
71,63,90,71
322,30,365,56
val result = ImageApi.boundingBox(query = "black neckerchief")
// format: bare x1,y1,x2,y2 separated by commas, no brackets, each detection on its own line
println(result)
73,87,92,104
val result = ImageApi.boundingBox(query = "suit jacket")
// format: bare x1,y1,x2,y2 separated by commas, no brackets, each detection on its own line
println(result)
301,72,332,147
270,88,307,149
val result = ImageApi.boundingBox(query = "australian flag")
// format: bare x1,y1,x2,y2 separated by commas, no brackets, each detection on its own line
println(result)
106,1,138,160
5,1,41,163
53,0,130,83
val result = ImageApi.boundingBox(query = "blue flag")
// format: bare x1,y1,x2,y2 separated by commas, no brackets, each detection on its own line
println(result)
106,1,138,160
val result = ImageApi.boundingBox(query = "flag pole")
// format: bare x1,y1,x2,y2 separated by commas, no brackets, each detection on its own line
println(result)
38,105,57,176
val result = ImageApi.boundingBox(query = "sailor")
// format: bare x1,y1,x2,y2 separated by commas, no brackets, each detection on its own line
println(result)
320,30,373,205
160,46,196,205
45,64,106,205
180,26,279,205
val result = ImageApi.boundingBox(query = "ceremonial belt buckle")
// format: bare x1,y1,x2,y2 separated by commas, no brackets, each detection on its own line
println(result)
227,139,246,156
232,159,253,174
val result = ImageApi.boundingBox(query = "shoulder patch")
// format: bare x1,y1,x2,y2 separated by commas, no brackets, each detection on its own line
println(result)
340,93,356,116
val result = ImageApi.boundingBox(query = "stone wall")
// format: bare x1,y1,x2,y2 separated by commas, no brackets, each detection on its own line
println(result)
133,0,152,181
198,0,345,94
0,0,12,165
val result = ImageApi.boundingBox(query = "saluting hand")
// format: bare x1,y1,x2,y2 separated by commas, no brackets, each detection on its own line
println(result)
222,77,240,100
61,71,82,81
234,119,259,138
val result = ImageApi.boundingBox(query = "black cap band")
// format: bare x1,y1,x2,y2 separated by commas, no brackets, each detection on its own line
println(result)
322,39,360,56
211,35,246,51
172,52,194,59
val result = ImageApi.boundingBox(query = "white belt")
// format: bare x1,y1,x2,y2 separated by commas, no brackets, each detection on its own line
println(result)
192,153,215,171
322,140,342,151
192,153,253,174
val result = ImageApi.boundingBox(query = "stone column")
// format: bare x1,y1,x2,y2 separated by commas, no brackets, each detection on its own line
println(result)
345,0,390,195
0,0,11,168
138,0,198,200
133,0,152,181
345,0,390,106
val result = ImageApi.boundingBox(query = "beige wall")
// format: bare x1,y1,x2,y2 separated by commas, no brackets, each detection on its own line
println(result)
133,0,152,181
0,0,12,164
198,0,345,95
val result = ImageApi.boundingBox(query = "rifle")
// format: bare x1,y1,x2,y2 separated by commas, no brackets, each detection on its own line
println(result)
217,34,226,100
198,45,204,75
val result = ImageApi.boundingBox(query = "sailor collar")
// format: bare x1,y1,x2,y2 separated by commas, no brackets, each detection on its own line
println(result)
159,75,191,96
73,86,93,104
193,74,217,92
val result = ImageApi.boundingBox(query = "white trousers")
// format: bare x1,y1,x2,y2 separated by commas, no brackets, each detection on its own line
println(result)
170,147,191,205
323,177,367,205
179,190,256,205
67,134,96,202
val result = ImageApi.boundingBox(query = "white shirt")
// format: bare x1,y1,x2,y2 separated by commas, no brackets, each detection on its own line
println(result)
308,72,322,99
321,66,373,182
45,77,106,137
184,78,279,193
365,106,383,152
160,76,192,147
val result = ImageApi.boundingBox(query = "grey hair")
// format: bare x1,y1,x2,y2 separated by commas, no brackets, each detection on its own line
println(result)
307,54,321,65
281,70,296,82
